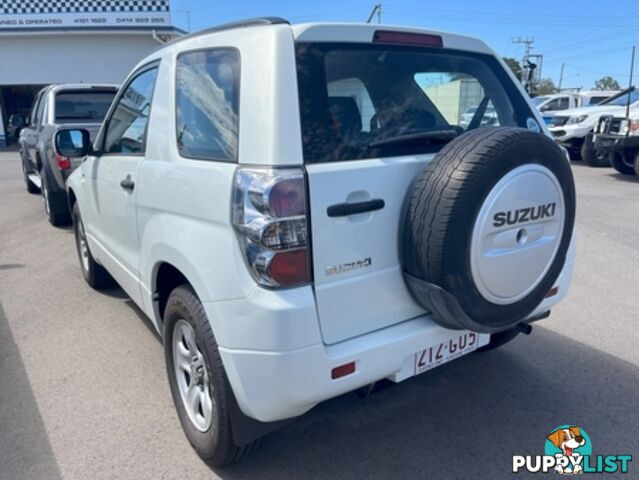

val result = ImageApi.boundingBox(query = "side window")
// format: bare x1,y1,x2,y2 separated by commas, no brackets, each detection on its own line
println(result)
35,94,47,126
556,97,570,110
103,66,158,155
175,48,240,161
29,93,42,126
544,98,563,111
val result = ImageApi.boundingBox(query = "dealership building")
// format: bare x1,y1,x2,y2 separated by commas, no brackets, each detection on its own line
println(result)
0,0,184,147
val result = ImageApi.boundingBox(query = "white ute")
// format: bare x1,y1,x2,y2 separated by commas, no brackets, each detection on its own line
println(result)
58,18,577,466
548,89,639,165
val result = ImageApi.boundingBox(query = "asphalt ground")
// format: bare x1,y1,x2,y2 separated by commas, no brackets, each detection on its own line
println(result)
1,150,638,479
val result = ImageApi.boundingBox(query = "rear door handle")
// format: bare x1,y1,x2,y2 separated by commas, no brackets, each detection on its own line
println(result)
120,175,135,191
327,198,385,217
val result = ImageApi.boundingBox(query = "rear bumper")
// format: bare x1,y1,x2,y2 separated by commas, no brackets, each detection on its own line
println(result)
219,317,490,422
210,233,576,422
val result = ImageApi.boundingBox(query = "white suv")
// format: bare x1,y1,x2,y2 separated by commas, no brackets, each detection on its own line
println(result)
57,18,577,466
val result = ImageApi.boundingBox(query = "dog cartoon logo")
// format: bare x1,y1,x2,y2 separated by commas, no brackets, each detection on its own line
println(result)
545,426,590,475
513,425,632,475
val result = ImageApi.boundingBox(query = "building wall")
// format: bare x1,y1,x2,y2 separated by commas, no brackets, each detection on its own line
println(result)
0,32,162,85
0,31,166,146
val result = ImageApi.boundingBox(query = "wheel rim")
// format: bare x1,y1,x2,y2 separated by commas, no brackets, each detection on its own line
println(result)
172,320,214,432
76,219,90,273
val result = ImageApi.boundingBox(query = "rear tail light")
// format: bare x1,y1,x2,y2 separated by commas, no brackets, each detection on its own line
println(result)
55,153,71,170
232,168,311,288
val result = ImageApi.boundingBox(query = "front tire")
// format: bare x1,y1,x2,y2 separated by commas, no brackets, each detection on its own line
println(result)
164,285,262,467
580,141,608,167
73,203,112,288
610,153,636,175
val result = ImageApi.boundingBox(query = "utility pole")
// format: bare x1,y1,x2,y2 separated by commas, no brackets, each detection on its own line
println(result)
513,37,538,94
558,63,565,91
177,9,191,32
367,4,382,24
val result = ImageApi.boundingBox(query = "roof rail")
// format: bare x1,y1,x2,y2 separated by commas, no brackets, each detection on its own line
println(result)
169,17,289,45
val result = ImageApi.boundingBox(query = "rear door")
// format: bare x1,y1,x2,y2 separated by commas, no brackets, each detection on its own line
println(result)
22,90,46,168
296,41,533,344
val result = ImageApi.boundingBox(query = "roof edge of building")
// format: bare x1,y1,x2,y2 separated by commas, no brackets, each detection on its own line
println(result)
0,25,186,36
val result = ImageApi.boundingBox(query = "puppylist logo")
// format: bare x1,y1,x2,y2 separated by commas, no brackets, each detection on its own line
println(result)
513,425,633,475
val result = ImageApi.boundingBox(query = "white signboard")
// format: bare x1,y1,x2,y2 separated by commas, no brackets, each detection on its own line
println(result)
0,0,171,29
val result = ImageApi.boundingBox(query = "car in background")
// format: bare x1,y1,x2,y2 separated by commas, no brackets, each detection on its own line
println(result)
533,91,618,126
459,105,498,129
592,114,639,175
547,88,639,166
17,84,118,225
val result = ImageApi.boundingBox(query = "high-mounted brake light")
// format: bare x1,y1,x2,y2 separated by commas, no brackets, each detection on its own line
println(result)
55,153,71,170
373,30,443,47
232,168,311,288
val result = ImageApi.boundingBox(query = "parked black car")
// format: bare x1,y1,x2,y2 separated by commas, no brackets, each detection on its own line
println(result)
592,115,639,176
17,84,118,225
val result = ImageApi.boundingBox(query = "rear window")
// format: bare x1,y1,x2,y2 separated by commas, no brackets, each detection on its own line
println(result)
54,90,116,123
296,43,536,163
587,96,609,105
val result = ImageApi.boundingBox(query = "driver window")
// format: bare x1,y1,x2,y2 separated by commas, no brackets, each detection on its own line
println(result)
104,66,158,155
415,73,500,129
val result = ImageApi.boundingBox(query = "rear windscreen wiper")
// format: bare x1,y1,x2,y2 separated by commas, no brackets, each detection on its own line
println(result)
368,129,460,148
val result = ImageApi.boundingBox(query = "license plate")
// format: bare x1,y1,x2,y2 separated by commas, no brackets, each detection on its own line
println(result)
414,332,481,375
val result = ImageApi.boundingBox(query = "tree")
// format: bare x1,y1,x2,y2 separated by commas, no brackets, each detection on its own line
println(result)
534,78,557,95
503,57,522,79
594,76,621,91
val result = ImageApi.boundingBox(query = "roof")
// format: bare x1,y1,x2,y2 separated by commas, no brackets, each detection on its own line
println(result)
48,83,119,93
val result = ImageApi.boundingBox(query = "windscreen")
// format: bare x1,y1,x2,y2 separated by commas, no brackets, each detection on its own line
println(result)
54,90,116,123
296,43,536,163
601,90,639,106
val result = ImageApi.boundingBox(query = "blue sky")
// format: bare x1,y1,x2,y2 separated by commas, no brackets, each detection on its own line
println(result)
170,0,639,90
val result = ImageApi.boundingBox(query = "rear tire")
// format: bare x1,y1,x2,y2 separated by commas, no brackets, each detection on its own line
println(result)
610,153,636,175
73,203,112,289
580,141,608,168
164,285,262,467
43,174,71,226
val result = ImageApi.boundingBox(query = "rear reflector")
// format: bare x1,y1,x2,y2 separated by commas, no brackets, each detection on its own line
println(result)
545,286,559,298
373,30,443,47
331,362,356,379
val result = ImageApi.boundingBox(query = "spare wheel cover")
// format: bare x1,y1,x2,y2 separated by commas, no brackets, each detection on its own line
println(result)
470,164,565,305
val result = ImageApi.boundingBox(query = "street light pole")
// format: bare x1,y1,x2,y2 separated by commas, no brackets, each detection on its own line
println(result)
177,9,191,32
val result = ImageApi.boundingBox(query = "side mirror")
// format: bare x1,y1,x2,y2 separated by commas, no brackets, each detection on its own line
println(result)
54,128,92,157
9,114,25,128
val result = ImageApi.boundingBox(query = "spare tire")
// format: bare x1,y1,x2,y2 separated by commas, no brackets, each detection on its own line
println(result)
402,127,575,333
